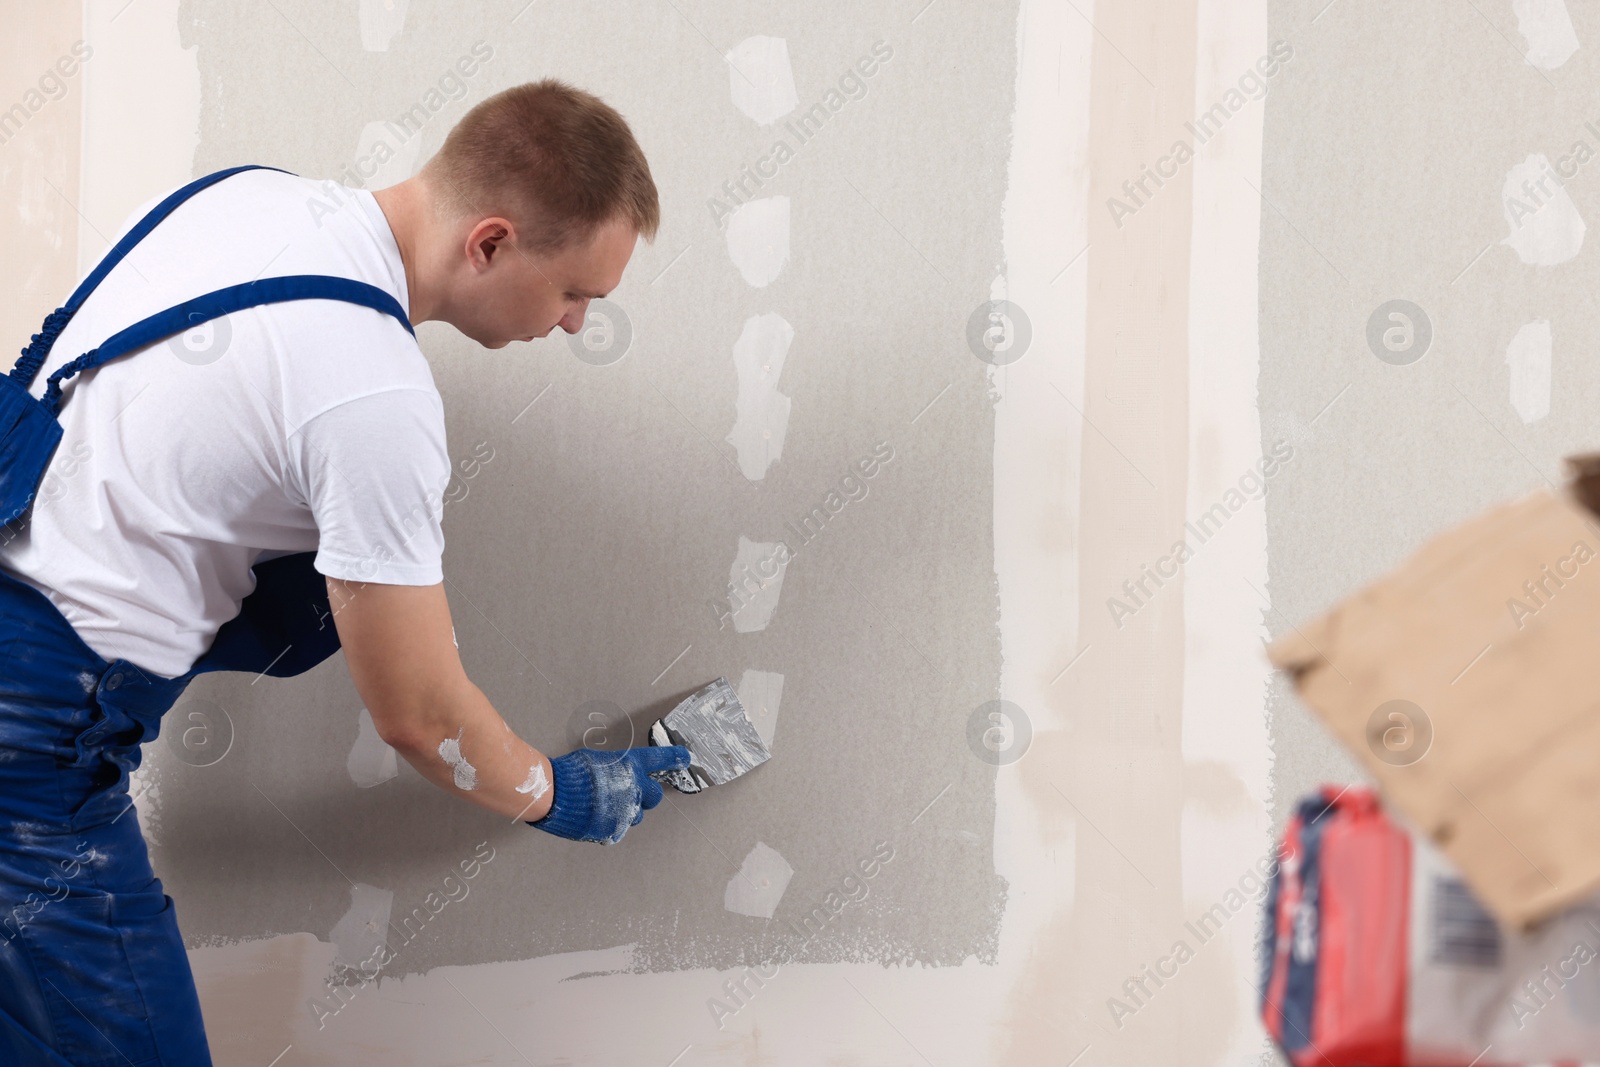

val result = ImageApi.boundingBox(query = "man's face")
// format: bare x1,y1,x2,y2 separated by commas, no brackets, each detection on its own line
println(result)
454,215,637,349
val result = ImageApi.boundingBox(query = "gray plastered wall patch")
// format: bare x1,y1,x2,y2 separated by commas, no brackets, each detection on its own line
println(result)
156,0,1014,979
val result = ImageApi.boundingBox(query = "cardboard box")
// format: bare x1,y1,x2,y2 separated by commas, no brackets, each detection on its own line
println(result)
1268,454,1600,929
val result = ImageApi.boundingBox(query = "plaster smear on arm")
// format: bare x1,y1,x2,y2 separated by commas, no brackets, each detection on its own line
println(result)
516,762,549,800
437,727,478,790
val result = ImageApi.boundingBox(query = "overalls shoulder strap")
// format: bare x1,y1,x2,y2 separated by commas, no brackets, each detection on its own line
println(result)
12,164,291,387
10,165,416,416
35,274,415,415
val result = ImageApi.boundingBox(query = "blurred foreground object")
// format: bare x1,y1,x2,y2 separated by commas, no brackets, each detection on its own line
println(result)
1263,786,1600,1065
1268,453,1600,928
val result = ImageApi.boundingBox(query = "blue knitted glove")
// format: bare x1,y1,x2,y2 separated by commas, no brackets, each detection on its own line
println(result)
527,745,693,844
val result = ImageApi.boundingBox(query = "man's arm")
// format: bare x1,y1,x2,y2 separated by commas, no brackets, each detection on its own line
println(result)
325,576,554,822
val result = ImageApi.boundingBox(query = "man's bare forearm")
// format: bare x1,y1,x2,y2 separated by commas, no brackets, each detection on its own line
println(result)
326,576,555,822
388,678,554,823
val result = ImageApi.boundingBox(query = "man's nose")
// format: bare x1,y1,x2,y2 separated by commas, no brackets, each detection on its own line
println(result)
559,299,591,334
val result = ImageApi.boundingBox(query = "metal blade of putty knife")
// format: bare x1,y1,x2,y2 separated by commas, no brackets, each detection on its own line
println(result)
647,676,771,794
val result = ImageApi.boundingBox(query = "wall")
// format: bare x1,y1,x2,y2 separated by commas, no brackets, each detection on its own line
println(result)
0,0,1321,1063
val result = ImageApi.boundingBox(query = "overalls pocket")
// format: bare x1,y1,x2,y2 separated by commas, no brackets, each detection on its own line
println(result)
14,891,166,1066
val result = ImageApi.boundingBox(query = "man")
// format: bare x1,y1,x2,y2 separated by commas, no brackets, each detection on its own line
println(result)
0,79,689,1064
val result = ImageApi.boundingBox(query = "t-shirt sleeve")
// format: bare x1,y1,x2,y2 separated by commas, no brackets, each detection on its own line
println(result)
291,387,451,585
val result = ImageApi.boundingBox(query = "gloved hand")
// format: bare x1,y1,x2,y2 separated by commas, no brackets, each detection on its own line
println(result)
527,745,693,844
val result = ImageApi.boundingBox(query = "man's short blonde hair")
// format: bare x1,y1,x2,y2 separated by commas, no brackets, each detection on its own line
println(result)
422,78,659,256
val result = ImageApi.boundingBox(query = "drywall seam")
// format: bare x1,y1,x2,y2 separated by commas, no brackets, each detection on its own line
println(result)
1,1,84,362
78,0,200,277
1177,0,1275,1062
994,0,1219,1061
989,0,1095,1060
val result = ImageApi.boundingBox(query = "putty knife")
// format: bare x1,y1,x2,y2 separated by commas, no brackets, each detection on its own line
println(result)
647,676,770,793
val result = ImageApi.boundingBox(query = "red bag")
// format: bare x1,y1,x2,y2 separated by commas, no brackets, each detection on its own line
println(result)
1262,786,1597,1067
1263,786,1411,1064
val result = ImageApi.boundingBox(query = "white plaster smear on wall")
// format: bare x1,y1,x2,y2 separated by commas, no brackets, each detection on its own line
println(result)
1502,153,1586,265
725,312,793,480
75,0,1271,1060
1507,319,1553,424
78,0,199,277
723,841,794,918
193,935,1000,1063
1512,0,1579,70
359,0,410,53
725,35,798,126
347,707,399,788
329,883,394,970
735,669,784,749
724,195,791,287
728,535,789,632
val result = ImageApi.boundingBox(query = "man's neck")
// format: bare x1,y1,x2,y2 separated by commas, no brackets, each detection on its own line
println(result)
372,179,437,325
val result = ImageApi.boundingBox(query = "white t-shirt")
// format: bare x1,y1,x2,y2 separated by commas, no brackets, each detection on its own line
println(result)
0,168,451,678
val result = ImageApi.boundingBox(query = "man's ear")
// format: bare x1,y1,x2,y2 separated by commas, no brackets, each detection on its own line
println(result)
465,218,514,270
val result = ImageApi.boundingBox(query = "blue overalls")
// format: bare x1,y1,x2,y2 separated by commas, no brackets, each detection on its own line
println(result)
0,164,416,1065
